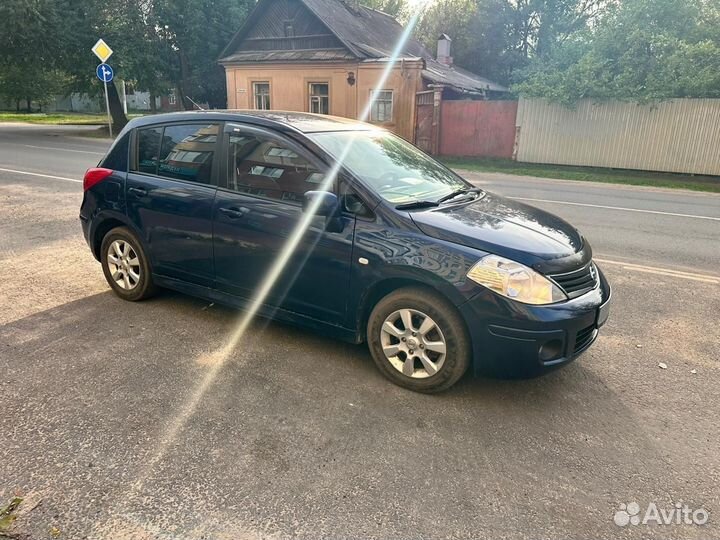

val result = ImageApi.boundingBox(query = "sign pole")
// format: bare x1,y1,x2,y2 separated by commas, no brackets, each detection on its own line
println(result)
92,38,115,138
103,79,113,138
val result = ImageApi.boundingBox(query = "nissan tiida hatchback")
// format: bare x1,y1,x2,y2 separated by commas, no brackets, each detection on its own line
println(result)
80,111,611,393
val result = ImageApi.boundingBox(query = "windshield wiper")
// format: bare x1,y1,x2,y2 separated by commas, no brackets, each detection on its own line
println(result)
395,188,483,210
436,187,483,204
395,200,440,210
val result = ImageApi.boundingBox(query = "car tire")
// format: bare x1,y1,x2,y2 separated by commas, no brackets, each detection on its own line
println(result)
367,286,471,393
100,226,156,301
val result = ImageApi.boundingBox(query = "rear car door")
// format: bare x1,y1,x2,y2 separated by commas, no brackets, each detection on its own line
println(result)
126,122,220,287
212,124,355,324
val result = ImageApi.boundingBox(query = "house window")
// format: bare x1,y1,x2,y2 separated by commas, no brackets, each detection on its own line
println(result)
370,90,393,122
309,83,329,114
253,82,271,110
168,91,177,106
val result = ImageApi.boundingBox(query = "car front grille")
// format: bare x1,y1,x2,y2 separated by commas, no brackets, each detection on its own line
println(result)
573,324,597,354
549,263,598,299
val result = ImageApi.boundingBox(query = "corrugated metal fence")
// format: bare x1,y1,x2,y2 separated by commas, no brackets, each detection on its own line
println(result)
515,98,720,176
439,100,518,158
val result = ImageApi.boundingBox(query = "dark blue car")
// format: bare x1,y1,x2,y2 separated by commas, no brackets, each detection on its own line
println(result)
80,111,611,393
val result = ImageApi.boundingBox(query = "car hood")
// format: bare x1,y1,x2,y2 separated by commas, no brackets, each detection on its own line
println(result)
409,192,590,272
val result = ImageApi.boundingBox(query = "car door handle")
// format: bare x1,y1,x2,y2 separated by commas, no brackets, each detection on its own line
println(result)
128,187,148,197
219,206,247,219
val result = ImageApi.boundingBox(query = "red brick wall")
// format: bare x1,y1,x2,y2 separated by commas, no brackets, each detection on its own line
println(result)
439,100,518,158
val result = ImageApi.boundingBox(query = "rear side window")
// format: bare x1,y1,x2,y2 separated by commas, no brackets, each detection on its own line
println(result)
101,132,130,171
132,123,218,185
158,124,218,184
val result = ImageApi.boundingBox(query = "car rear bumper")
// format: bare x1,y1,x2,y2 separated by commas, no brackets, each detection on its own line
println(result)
80,214,90,243
459,265,611,377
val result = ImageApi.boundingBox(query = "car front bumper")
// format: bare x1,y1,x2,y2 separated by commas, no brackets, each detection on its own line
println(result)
459,265,611,377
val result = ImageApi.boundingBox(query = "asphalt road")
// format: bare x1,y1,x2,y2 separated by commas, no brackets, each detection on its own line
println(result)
1,124,719,540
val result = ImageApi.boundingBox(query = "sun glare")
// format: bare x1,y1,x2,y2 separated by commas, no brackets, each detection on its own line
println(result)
96,1,432,531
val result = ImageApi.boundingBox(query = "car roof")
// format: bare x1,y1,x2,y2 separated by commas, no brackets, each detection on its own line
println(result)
127,110,378,135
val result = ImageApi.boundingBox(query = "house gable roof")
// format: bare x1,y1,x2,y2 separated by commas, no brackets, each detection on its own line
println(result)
219,0,347,62
220,0,507,94
300,0,429,59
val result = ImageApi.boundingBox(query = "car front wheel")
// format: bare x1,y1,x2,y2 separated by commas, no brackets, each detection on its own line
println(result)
367,287,471,393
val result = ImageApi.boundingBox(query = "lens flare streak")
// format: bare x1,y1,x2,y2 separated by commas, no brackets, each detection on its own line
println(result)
97,5,430,530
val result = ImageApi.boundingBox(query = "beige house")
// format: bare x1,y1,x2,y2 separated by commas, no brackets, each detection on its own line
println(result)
219,0,506,148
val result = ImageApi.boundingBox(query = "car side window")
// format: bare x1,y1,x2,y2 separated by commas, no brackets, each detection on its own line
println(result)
340,181,372,217
135,127,163,175
132,124,218,184
157,124,218,184
226,132,326,204
101,131,130,172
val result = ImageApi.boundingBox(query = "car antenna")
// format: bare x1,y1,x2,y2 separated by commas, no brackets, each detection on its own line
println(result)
185,96,205,111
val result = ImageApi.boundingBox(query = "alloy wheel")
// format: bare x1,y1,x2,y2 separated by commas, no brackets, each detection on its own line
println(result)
380,308,447,378
107,239,141,290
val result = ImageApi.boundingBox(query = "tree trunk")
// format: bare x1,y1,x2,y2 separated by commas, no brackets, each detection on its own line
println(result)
149,93,157,113
176,85,184,111
106,80,128,133
16,100,20,112
26,98,31,112
535,13,552,57
179,51,193,111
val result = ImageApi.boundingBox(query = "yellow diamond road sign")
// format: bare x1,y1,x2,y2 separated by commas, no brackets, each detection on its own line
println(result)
92,39,113,63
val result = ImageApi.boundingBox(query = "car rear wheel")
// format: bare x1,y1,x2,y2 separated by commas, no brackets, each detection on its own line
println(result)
100,227,155,301
367,287,470,393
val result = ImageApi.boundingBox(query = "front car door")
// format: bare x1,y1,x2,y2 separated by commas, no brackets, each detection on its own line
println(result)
126,122,220,288
212,124,355,325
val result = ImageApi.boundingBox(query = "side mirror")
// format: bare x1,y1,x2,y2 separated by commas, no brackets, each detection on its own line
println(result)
303,191,339,217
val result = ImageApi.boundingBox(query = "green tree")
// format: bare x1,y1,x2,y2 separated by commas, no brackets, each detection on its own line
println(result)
415,0,478,61
0,66,70,111
53,0,195,126
1,0,254,127
0,0,71,110
414,0,611,86
363,0,408,18
151,0,254,110
514,0,720,103
514,0,611,58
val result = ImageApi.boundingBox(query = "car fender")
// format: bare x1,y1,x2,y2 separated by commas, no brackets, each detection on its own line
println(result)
88,210,148,261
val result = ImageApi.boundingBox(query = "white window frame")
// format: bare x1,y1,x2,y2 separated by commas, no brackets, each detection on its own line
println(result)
253,82,271,110
308,82,330,114
370,89,393,123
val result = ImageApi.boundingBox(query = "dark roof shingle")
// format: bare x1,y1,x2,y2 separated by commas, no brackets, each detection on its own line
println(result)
301,0,429,59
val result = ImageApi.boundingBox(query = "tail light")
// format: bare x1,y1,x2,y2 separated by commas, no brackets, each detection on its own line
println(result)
83,167,113,191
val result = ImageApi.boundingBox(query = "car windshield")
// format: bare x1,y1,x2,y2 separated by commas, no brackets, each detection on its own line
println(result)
309,130,471,204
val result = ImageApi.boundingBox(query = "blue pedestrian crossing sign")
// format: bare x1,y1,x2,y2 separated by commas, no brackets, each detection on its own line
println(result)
96,63,114,83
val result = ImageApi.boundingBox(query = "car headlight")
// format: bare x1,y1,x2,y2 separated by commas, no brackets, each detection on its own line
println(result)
467,254,567,305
